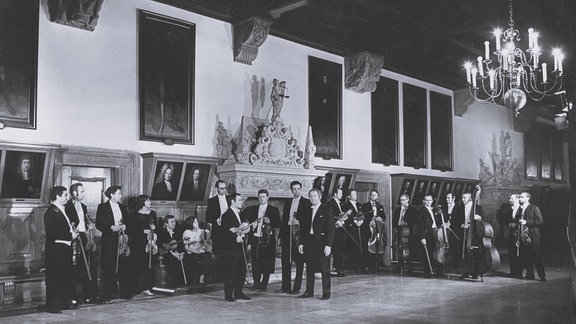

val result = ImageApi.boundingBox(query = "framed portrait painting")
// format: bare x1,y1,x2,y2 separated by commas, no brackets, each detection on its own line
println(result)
0,1,38,129
180,163,213,202
139,10,195,145
412,179,429,206
331,173,353,197
150,161,184,201
0,150,46,199
397,178,415,204
313,173,333,203
308,57,342,160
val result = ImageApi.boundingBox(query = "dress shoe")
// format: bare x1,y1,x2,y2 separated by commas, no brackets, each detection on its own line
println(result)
275,289,288,293
290,289,300,295
47,309,62,314
85,298,99,304
235,294,251,300
320,293,331,300
459,274,469,279
225,296,235,302
142,290,154,296
298,292,314,298
540,277,547,282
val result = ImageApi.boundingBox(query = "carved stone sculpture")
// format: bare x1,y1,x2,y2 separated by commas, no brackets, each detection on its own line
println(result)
268,79,288,122
215,121,234,164
344,51,384,93
249,119,303,167
48,0,104,31
233,17,272,65
304,126,316,169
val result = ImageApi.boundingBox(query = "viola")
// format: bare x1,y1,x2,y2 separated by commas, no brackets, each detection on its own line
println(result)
368,215,386,254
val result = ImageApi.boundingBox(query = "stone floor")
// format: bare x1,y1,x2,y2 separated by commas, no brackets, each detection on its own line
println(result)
2,267,574,324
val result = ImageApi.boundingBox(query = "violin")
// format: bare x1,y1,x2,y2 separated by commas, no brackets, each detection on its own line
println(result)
202,223,213,253
116,221,130,273
84,215,97,253
335,209,353,227
232,219,259,236
368,215,386,254
146,220,158,269
162,237,190,251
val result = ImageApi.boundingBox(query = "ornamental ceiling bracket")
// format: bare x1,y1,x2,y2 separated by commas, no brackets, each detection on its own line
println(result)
344,51,384,93
233,16,272,65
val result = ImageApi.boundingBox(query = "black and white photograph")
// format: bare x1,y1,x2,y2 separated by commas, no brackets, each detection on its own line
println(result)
0,1,573,323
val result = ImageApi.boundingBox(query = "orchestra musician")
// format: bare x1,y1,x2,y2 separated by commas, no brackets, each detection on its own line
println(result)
95,185,131,301
44,186,78,314
518,192,546,282
157,215,185,288
505,194,522,279
342,189,367,274
278,181,310,294
206,180,230,282
327,188,345,277
361,189,386,272
392,194,418,274
452,191,484,279
182,215,211,285
442,192,459,273
244,189,281,291
219,193,251,301
125,195,158,296
417,195,440,278
298,188,335,300
64,183,98,304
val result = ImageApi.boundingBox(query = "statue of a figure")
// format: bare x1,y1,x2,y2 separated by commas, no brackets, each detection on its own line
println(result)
268,79,288,122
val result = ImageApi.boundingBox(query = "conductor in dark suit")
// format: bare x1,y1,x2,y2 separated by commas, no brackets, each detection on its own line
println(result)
44,186,77,314
278,181,310,294
298,188,335,300
65,183,98,304
518,192,546,282
95,185,130,301
219,193,251,301
243,189,280,291
392,194,419,274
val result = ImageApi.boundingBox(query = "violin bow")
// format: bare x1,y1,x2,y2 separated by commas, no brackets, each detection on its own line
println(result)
71,222,92,281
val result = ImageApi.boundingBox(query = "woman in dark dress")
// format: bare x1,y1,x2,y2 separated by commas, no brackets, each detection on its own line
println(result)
126,195,158,296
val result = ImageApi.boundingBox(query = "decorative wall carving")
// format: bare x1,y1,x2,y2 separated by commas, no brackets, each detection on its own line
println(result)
215,121,234,164
344,51,384,93
479,131,524,187
233,17,272,65
48,0,104,31
304,126,316,169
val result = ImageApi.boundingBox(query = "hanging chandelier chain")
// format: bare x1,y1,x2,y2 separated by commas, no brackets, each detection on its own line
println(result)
508,0,514,28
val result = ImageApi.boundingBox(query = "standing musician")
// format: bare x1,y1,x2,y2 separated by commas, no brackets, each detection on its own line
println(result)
505,194,522,279
244,189,280,291
44,186,78,314
442,192,459,273
518,192,546,282
157,215,185,288
278,181,310,294
125,195,158,296
298,188,335,300
452,191,484,280
206,180,230,282
220,193,251,301
95,185,131,301
361,189,386,272
327,188,346,277
417,195,440,278
343,189,367,274
65,183,98,304
392,194,418,274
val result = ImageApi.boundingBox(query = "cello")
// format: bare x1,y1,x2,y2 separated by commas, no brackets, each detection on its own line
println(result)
368,215,386,254
433,207,450,270
461,185,500,280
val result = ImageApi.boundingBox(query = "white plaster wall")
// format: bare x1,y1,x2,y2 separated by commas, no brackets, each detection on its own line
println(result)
0,0,521,182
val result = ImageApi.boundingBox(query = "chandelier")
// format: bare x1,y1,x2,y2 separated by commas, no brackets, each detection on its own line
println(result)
464,0,564,116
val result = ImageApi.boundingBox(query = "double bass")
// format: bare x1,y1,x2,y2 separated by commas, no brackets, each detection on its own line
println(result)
462,185,500,280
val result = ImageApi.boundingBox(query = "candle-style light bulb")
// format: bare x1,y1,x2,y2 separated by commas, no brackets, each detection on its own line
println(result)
493,28,502,51
528,28,534,49
484,41,490,60
464,62,472,84
542,63,547,83
477,56,484,77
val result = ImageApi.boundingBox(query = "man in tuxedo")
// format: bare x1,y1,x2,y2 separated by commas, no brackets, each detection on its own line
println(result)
298,188,335,300
417,195,440,278
95,185,130,300
361,189,387,272
505,194,522,278
392,194,419,274
343,189,367,273
219,193,251,301
65,183,98,304
518,192,546,282
452,191,484,279
206,180,229,282
327,188,345,277
243,189,280,291
44,186,78,314
278,181,310,294
157,215,185,288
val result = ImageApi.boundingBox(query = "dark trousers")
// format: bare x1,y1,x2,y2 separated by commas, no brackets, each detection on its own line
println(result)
280,233,304,292
221,248,246,299
72,233,98,302
348,225,369,270
332,228,345,271
520,241,546,280
184,252,206,285
250,243,275,288
508,233,521,278
303,236,330,295
163,253,185,287
45,243,74,313
100,236,130,299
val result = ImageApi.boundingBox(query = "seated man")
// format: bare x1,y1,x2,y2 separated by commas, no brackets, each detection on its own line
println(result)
157,215,186,288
